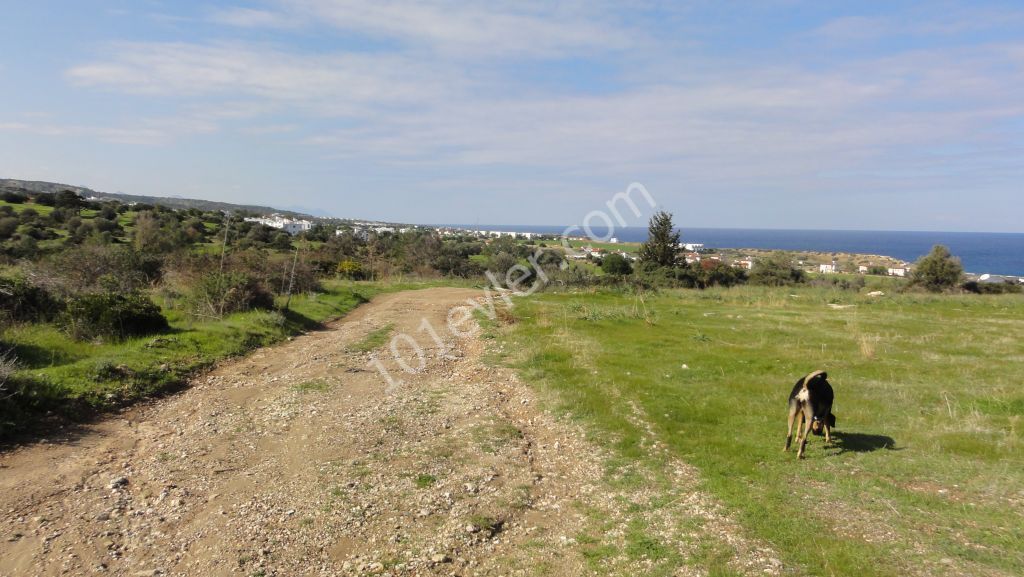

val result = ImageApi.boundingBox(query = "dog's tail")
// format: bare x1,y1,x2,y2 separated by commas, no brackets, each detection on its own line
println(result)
796,370,826,401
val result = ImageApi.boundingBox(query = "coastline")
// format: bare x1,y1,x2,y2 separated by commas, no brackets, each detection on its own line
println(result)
432,224,1024,277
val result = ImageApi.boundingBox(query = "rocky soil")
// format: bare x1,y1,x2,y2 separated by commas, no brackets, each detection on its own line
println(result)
0,288,782,576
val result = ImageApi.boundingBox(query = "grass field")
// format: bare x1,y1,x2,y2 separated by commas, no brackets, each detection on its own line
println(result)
0,199,55,215
492,286,1023,576
564,239,641,254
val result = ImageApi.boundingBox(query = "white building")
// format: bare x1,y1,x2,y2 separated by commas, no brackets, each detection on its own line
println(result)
888,267,907,277
244,215,313,235
819,263,837,274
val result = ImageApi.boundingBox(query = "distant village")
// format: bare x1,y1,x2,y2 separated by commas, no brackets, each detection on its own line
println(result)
244,215,1020,285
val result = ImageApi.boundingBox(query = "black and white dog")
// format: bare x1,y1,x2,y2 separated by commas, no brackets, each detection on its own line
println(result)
784,370,836,459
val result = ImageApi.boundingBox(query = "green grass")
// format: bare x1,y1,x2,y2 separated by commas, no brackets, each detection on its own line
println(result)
347,324,394,353
497,285,1024,577
565,239,640,254
293,379,330,393
0,199,55,215
1,280,444,438
413,473,437,488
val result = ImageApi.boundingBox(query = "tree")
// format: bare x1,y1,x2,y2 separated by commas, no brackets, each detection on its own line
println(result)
601,253,633,276
748,252,805,286
54,189,84,209
911,245,963,292
638,211,681,268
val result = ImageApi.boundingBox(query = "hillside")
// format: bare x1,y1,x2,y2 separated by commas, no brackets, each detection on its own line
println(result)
0,178,312,218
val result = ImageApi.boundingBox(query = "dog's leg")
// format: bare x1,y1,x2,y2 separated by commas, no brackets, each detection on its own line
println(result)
797,407,813,459
784,402,799,451
824,421,832,444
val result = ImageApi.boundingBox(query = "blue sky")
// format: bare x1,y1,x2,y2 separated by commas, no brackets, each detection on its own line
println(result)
1,1,1022,231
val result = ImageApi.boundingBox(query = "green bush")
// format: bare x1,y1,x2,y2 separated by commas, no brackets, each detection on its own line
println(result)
0,190,28,203
601,253,634,276
748,252,805,286
696,261,746,288
0,275,62,323
962,280,1023,294
186,271,275,319
61,291,169,341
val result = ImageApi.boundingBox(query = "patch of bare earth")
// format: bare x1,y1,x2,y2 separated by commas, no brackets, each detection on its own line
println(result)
0,288,781,576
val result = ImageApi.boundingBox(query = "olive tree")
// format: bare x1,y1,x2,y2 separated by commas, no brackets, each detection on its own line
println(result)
911,245,963,292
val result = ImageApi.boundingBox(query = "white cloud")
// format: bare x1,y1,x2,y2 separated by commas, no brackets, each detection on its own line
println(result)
62,35,1024,182
208,7,301,28
67,42,462,113
0,116,218,145
213,0,631,57
812,8,1024,42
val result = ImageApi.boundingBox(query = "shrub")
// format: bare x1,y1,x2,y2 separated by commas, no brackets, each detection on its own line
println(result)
0,275,62,323
0,347,16,392
808,275,866,291
696,261,746,288
32,245,161,297
962,280,1023,294
601,253,634,276
749,252,805,286
187,271,275,319
336,259,365,280
0,217,18,240
61,291,169,341
33,193,55,206
0,190,27,203
488,252,518,280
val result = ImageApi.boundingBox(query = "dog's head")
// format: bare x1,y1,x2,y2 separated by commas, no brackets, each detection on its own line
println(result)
811,417,824,435
811,413,837,436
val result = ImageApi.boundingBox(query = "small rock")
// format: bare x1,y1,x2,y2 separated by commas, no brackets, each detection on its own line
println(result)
430,553,450,564
109,477,129,489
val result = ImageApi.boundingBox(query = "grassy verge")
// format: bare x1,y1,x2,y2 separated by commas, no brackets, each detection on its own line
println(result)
494,285,1024,576
347,324,395,353
0,279,449,440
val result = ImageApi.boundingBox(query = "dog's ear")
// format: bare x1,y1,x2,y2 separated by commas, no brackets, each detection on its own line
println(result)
819,371,828,381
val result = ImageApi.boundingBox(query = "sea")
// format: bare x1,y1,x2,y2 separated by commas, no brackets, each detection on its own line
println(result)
439,225,1024,276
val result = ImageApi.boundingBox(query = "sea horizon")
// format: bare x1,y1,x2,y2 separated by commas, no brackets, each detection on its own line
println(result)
432,224,1024,277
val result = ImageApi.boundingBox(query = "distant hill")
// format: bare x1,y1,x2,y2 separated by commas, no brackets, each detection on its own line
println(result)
0,178,315,218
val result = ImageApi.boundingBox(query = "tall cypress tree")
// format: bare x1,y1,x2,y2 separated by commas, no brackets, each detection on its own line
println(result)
638,210,681,268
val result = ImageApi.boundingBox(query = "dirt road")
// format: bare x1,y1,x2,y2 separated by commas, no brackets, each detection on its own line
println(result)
0,288,781,576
